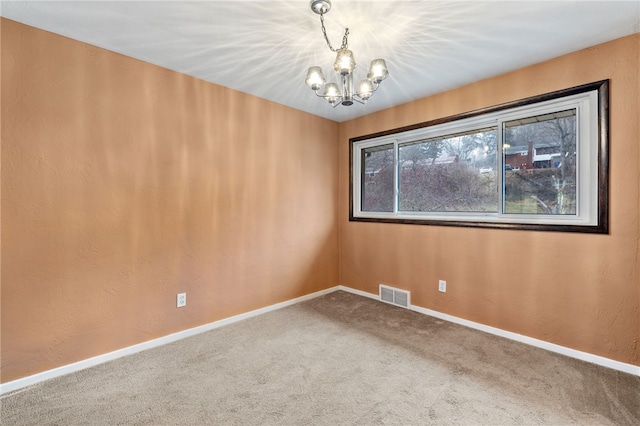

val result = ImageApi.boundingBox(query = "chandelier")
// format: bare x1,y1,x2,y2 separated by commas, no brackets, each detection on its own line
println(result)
305,0,389,107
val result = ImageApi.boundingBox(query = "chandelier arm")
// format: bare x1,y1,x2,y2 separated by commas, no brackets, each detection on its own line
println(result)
312,89,348,108
349,97,366,105
312,89,340,101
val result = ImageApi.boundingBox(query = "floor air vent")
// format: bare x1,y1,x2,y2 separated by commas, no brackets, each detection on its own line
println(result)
379,284,411,309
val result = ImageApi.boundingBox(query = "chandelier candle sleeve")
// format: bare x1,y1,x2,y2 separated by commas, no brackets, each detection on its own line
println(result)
304,0,389,107
323,83,341,105
334,49,356,75
305,67,326,91
368,59,389,83
358,79,374,100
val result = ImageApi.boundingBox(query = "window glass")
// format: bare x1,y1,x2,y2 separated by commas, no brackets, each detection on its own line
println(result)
503,109,577,215
398,128,498,212
361,144,394,212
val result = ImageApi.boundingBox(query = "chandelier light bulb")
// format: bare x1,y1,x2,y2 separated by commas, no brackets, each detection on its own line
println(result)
305,66,326,91
323,83,341,104
334,49,356,76
368,59,389,83
358,79,374,100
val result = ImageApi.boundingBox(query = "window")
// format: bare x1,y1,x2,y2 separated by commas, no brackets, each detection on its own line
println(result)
350,81,609,233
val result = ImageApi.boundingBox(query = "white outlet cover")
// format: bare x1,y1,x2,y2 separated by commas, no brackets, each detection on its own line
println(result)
438,280,447,293
177,293,187,307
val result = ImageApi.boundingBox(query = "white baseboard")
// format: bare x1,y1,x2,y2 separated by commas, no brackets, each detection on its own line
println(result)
0,286,340,395
3,284,637,395
337,285,640,377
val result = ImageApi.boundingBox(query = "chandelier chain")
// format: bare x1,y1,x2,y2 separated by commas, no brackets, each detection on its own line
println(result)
320,12,349,52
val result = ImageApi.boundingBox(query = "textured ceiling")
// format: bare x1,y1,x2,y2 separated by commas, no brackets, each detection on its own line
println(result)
2,1,639,122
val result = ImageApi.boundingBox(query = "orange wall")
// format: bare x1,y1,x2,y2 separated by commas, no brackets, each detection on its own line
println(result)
1,19,339,383
1,18,639,385
339,34,640,366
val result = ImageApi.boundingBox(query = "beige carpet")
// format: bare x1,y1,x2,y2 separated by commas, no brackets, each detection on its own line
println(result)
1,290,639,425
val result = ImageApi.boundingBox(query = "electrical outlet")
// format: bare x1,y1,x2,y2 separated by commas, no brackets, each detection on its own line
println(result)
177,292,186,308
438,280,447,293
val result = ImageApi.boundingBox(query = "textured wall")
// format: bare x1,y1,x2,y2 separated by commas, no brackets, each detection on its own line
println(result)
339,35,640,366
1,19,339,383
2,19,638,386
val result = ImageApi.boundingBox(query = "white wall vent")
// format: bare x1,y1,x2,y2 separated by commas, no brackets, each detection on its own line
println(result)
379,284,411,309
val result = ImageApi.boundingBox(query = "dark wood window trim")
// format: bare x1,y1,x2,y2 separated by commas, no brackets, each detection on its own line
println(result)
349,80,609,233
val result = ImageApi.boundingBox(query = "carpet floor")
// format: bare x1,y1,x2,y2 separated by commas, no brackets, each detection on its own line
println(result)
1,290,639,425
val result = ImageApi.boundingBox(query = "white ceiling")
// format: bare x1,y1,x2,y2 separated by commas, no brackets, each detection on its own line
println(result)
2,1,639,122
